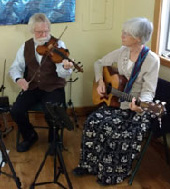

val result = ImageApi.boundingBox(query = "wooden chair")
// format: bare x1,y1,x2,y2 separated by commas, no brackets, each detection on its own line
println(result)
16,102,68,150
16,103,49,148
152,78,170,165
128,78,170,185
128,131,153,185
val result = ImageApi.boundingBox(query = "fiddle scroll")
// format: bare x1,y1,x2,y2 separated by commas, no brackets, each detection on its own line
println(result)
36,37,83,73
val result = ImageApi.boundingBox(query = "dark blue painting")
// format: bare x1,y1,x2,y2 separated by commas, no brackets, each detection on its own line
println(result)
0,0,75,25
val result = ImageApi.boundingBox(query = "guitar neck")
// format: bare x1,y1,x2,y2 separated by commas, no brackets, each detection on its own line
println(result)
109,86,141,105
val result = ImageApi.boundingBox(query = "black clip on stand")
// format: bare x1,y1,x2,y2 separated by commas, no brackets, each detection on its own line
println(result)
0,59,13,137
30,102,73,189
67,76,79,128
0,131,21,188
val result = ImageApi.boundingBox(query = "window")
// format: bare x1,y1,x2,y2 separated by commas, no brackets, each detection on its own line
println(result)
151,0,170,67
159,0,170,56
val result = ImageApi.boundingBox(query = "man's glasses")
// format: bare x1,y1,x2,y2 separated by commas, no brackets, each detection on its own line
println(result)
34,30,50,35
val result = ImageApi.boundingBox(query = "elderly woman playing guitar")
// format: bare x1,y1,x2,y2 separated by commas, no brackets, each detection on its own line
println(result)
73,17,160,185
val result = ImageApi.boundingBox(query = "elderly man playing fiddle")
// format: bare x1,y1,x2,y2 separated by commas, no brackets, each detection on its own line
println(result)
9,13,73,152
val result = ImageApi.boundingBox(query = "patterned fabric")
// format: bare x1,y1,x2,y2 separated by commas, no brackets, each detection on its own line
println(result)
78,104,152,185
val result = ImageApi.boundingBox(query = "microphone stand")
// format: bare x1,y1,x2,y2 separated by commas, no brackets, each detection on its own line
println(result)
0,60,13,137
0,131,21,188
0,60,21,187
0,60,7,97
67,75,79,128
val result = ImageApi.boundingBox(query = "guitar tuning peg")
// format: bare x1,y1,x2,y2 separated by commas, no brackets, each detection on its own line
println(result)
161,102,166,105
143,108,148,111
155,100,160,104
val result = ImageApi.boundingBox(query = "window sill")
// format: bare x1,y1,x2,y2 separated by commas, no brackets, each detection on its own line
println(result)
160,56,170,68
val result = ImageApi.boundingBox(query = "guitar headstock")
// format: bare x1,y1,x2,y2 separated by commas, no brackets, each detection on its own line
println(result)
140,101,166,117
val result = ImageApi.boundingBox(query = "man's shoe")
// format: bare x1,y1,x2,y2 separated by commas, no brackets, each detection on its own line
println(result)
17,132,38,152
72,167,89,176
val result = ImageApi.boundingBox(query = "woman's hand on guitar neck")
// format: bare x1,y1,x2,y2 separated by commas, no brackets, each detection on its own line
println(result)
129,97,143,113
97,78,106,97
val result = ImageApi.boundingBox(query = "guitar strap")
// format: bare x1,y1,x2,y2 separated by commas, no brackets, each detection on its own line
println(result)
124,46,149,94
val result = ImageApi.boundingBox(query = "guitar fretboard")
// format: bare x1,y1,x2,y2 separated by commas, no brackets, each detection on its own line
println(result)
107,84,141,105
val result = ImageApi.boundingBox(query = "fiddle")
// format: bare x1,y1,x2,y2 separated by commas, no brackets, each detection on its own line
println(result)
36,37,83,73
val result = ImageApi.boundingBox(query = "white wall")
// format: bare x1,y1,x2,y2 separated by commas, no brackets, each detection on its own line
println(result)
0,0,160,108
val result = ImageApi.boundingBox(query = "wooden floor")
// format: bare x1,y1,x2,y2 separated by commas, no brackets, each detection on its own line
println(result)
0,113,170,189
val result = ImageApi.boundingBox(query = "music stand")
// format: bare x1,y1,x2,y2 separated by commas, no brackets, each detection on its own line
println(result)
0,59,13,137
67,75,79,128
0,131,21,188
30,102,73,189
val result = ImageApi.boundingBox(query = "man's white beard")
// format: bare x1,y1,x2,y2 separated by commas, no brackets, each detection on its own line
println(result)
34,35,51,46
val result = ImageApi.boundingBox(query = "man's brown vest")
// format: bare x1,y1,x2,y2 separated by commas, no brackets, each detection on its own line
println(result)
24,38,66,92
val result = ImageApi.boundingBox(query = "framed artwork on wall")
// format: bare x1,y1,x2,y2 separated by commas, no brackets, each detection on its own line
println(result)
0,0,75,25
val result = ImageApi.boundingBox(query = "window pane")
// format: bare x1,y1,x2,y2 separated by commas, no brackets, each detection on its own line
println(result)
159,0,170,56
166,7,170,51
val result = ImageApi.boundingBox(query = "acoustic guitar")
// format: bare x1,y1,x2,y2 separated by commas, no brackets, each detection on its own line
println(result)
92,66,165,117
93,66,127,107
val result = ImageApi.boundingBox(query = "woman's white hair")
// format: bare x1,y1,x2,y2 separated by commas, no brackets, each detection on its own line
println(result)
28,13,51,33
122,17,153,44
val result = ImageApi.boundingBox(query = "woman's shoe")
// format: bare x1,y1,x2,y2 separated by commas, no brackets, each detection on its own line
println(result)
72,167,89,176
96,179,110,186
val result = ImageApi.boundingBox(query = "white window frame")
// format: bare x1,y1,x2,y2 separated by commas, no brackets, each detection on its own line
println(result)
151,0,170,67
159,0,170,57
